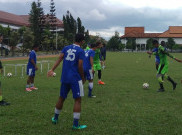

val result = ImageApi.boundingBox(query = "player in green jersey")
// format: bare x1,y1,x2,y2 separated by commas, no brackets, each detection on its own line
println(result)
93,41,105,85
147,40,182,92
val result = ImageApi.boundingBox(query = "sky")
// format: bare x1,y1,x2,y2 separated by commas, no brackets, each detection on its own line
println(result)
1,0,182,40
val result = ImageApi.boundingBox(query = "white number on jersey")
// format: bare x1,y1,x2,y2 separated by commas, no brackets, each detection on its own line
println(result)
65,49,77,61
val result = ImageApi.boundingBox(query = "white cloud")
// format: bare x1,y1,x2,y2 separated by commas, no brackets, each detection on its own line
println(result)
85,9,106,21
90,26,124,40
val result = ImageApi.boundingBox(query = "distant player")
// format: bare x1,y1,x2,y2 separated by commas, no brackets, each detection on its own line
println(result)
93,41,105,85
85,43,91,51
147,40,182,92
83,43,98,98
100,43,106,69
26,45,39,92
0,34,10,106
149,41,166,70
47,34,87,130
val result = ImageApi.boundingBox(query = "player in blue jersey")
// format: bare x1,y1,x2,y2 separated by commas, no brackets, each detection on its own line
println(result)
26,45,39,92
83,43,99,98
47,34,87,130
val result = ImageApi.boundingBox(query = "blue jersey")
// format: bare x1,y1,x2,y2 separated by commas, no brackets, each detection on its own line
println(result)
152,48,160,63
83,49,95,71
27,50,36,68
61,44,85,83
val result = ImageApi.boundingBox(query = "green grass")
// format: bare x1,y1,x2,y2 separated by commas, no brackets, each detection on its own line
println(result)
1,52,182,135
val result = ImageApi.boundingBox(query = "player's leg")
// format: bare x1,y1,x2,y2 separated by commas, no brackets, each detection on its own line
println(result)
102,53,106,69
72,81,87,129
26,68,33,91
52,83,70,124
0,82,10,106
157,64,165,92
165,74,177,90
86,69,95,98
163,64,177,90
96,63,105,85
29,69,38,90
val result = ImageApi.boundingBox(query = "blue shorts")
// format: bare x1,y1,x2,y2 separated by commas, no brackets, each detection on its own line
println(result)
27,67,35,77
60,80,84,99
84,69,93,80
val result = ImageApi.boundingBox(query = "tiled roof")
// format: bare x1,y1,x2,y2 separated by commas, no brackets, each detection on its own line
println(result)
0,10,63,28
121,26,182,38
0,10,28,26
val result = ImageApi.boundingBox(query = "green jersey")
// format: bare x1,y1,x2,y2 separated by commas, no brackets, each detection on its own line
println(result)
93,49,100,64
85,46,90,51
156,45,175,65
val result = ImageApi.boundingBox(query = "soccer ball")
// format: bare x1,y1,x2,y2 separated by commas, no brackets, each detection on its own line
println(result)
143,83,149,89
53,72,56,77
7,72,12,77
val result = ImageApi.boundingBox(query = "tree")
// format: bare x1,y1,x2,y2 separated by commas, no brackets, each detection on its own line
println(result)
9,31,19,56
107,31,122,51
146,38,153,50
22,28,34,55
167,37,175,52
126,38,136,52
29,1,41,46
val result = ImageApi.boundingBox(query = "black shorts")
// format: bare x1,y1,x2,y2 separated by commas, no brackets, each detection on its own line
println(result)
100,53,106,61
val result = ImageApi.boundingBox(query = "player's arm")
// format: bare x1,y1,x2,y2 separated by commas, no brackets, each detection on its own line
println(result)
90,56,94,73
47,53,64,77
161,49,181,62
30,59,38,70
78,59,85,84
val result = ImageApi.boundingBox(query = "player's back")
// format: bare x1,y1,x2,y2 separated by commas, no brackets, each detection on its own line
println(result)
83,49,95,71
61,44,85,83
27,50,36,68
158,45,168,64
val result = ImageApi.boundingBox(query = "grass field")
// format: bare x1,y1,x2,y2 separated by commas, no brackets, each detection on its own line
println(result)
1,52,182,135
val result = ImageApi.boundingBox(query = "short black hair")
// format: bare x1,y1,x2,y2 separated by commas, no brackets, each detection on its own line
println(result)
96,41,102,46
0,33,3,37
90,43,98,48
161,41,165,46
152,40,159,45
75,33,85,42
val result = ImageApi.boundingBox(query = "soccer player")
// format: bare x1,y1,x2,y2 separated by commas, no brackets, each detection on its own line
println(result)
93,41,105,85
85,43,91,51
26,45,39,92
100,43,106,69
47,34,87,130
0,34,10,106
83,43,98,98
147,40,182,92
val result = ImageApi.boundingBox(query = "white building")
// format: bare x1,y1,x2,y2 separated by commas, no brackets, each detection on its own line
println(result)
121,26,182,50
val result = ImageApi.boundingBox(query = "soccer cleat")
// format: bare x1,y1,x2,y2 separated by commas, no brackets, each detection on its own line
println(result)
30,87,38,90
98,80,105,85
72,125,87,130
88,95,96,98
157,88,165,92
0,100,10,106
173,83,177,90
51,117,58,124
26,88,32,92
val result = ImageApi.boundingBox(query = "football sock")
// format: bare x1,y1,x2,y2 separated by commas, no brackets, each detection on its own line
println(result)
167,76,175,85
159,83,164,89
98,70,101,80
54,108,61,120
73,112,80,127
0,96,2,101
30,84,34,87
26,85,29,88
88,82,93,96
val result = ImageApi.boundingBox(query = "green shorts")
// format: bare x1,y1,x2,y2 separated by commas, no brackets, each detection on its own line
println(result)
157,64,168,74
94,63,101,71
